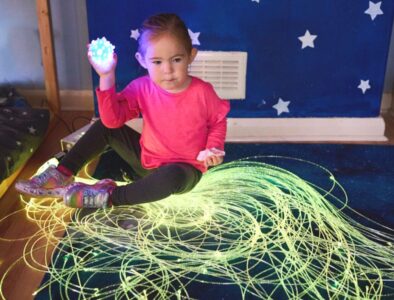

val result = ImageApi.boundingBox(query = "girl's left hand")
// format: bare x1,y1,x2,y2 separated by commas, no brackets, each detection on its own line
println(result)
197,148,225,167
204,154,224,167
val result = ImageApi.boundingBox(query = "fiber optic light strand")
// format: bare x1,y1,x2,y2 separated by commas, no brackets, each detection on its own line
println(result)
0,156,393,299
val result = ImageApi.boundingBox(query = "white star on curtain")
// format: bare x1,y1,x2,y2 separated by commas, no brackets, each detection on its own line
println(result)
273,98,291,116
130,29,140,40
298,30,318,49
358,80,371,94
365,1,384,21
188,29,201,45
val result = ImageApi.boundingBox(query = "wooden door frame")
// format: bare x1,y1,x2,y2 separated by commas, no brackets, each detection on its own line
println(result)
36,0,60,115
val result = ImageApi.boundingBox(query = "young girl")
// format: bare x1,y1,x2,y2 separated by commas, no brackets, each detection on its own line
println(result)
16,13,230,209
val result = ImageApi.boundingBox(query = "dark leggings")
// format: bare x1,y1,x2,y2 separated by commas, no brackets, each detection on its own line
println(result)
60,120,202,206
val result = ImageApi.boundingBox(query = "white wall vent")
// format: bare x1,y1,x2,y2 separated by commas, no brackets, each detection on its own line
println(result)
189,51,247,100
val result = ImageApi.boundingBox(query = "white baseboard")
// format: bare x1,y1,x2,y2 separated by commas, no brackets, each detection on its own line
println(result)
226,117,387,142
19,89,387,142
127,117,387,142
59,90,94,111
19,89,94,111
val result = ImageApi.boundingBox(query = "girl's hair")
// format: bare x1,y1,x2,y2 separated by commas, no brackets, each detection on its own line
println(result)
138,13,192,56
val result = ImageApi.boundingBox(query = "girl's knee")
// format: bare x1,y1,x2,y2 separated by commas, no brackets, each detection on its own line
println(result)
162,163,188,181
162,163,201,194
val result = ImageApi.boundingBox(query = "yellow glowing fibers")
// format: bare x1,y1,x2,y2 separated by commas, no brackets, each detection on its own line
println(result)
1,156,393,299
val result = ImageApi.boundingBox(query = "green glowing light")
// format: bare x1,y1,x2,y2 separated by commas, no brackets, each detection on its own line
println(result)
1,156,393,299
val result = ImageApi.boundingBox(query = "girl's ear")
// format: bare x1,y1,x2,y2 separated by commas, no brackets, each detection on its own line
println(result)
189,48,198,64
135,52,147,69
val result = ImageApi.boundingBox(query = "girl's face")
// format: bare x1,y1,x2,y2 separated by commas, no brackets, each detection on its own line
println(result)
136,33,197,93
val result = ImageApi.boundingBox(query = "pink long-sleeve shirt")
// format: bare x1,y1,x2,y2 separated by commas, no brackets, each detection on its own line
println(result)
96,76,230,173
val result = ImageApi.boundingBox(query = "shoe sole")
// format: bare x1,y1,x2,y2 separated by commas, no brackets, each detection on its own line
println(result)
15,182,67,198
15,179,116,198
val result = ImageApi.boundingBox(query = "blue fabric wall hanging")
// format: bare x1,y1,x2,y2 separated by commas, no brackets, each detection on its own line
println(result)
86,0,394,118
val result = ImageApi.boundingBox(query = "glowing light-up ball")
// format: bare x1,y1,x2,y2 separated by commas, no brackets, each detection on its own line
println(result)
88,37,115,65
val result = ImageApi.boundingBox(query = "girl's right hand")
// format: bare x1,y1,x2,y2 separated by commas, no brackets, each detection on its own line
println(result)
87,47,118,77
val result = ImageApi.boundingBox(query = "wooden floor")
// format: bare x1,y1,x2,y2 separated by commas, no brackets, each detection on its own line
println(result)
0,111,394,299
0,111,94,300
